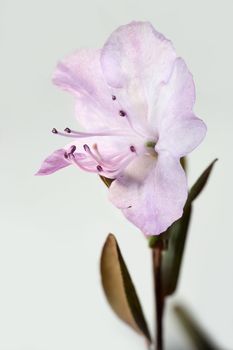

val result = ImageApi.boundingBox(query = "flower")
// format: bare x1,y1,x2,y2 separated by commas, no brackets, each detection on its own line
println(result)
37,21,206,235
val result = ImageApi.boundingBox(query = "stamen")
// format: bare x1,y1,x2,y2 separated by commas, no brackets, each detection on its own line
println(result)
130,145,136,153
83,144,90,152
64,127,71,133
112,95,116,100
66,145,137,178
92,143,102,159
64,145,76,159
83,141,136,174
101,153,136,174
119,110,127,117
70,145,76,154
96,165,103,172
68,153,97,173
51,128,132,138
83,144,102,164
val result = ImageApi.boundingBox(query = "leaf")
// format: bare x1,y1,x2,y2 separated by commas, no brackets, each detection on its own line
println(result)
161,159,217,296
174,304,219,350
161,204,192,296
188,159,218,203
100,234,152,343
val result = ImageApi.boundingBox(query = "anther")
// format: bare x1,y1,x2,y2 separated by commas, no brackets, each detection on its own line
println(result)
130,145,136,153
112,95,116,100
119,110,126,117
70,145,76,154
64,152,68,159
97,165,103,172
64,127,71,133
83,144,90,152
52,128,58,134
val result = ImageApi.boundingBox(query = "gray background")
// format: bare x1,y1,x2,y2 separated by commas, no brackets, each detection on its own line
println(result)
1,0,233,349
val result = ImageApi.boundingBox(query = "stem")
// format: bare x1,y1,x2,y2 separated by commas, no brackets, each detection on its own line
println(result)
152,243,165,350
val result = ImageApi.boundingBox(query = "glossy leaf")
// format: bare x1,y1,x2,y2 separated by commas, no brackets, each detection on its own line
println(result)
100,234,152,343
161,159,217,296
174,304,219,350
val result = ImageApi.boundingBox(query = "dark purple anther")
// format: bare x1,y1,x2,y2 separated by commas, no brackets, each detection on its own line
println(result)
52,128,58,134
70,145,76,154
119,110,126,117
97,165,103,172
83,144,90,152
112,95,116,100
130,145,136,153
64,152,68,159
64,127,71,133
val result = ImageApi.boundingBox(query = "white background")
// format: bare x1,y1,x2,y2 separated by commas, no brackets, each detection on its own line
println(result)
1,0,233,349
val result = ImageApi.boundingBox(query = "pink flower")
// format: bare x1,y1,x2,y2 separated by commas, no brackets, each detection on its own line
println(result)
37,22,206,235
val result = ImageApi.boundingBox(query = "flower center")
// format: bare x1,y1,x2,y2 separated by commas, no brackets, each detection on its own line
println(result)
145,140,157,158
146,141,156,148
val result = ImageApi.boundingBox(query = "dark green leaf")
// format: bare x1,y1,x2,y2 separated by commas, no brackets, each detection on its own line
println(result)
188,159,218,203
161,204,192,296
160,159,217,296
174,304,219,350
100,234,152,343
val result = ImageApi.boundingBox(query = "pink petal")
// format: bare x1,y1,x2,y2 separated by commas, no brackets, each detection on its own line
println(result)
109,152,187,235
156,113,207,157
101,21,176,89
53,49,128,131
101,21,176,133
152,58,196,131
36,149,70,175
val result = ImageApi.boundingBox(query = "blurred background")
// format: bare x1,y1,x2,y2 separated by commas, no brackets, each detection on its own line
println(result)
0,0,233,349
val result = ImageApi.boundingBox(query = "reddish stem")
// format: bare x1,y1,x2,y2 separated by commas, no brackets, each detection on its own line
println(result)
152,244,164,350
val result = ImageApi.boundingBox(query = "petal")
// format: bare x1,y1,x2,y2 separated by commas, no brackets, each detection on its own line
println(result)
101,21,176,131
153,58,196,130
109,152,187,235
156,113,207,157
36,149,70,175
101,21,176,90
53,49,128,131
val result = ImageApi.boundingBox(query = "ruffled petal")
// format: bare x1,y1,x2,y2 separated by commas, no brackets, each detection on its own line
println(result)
156,113,207,157
153,58,196,131
53,49,129,131
109,151,187,235
36,149,70,175
101,21,176,133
